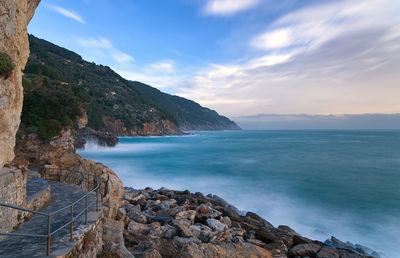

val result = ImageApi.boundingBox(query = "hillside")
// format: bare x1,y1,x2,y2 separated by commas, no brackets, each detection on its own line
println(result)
21,35,240,139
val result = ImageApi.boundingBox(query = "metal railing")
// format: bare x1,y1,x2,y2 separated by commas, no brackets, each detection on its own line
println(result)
0,169,101,256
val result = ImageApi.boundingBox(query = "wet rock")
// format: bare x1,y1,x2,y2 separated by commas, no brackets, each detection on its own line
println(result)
206,218,228,232
293,234,313,245
245,212,274,229
325,236,380,257
205,194,229,207
289,243,322,256
223,205,244,222
256,228,279,244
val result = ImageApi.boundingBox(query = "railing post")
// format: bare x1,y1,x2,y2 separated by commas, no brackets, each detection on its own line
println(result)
47,215,51,256
70,205,74,241
96,177,99,212
85,193,88,224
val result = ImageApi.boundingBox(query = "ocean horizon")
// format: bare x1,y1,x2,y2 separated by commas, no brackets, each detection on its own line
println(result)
78,130,400,257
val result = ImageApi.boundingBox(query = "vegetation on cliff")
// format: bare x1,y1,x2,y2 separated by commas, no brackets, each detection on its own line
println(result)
21,35,239,139
0,52,15,79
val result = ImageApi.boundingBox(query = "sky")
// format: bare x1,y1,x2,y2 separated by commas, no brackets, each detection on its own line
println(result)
28,0,400,117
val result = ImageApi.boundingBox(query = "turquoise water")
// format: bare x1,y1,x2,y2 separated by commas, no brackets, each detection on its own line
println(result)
78,130,400,256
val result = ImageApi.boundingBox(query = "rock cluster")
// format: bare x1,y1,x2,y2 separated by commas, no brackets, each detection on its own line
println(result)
113,187,379,258
75,127,119,149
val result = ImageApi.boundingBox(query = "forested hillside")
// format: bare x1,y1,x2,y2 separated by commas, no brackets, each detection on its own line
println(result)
21,35,239,138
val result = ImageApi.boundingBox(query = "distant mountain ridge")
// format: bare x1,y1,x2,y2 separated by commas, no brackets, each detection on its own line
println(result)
21,35,239,138
233,113,400,130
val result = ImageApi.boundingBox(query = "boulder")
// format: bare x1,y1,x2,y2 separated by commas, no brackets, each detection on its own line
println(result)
173,219,195,238
189,224,213,241
127,220,151,235
220,216,232,227
289,243,322,256
196,204,212,214
124,204,141,213
317,247,340,258
103,218,134,258
207,218,228,232
148,215,173,224
176,210,196,221
127,210,147,224
244,212,274,229
223,205,244,222
173,236,201,245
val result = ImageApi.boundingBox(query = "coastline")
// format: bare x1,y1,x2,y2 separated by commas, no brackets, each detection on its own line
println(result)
114,185,380,257
76,132,396,256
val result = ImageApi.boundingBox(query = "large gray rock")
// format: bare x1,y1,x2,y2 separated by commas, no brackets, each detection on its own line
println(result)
207,218,228,232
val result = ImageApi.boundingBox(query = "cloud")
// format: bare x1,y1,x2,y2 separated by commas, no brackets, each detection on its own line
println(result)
204,0,260,15
251,28,292,49
48,5,85,24
111,52,135,64
76,37,134,64
177,0,400,116
150,61,174,72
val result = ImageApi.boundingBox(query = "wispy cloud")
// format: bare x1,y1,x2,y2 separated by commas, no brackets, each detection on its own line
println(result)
76,37,134,64
178,0,400,116
48,4,85,24
204,0,260,15
150,60,175,73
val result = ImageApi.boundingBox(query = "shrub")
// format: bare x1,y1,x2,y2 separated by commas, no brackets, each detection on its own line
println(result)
0,52,15,79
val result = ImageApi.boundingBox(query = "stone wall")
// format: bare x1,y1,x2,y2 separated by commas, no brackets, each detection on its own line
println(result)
0,0,40,168
0,167,26,236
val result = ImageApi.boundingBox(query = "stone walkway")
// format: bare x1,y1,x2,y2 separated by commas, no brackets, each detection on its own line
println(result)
0,180,101,257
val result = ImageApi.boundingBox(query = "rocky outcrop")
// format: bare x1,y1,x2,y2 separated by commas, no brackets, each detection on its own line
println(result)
103,116,183,136
113,187,379,258
13,128,123,219
75,127,119,149
0,0,40,168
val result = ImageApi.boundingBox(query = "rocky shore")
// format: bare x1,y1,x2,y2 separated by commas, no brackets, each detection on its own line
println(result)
105,186,381,258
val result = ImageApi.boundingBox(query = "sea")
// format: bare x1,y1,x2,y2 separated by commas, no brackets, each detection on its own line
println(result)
77,130,400,257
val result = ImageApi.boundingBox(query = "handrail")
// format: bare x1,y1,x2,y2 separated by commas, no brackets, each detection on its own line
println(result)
0,169,101,256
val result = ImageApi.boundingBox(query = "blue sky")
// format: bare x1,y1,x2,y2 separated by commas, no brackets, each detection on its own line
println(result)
29,0,400,117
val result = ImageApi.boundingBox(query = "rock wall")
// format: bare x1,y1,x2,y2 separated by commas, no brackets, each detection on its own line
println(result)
0,0,40,168
0,167,26,237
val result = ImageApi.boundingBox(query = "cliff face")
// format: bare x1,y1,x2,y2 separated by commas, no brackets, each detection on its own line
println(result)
0,0,40,168
102,117,182,136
